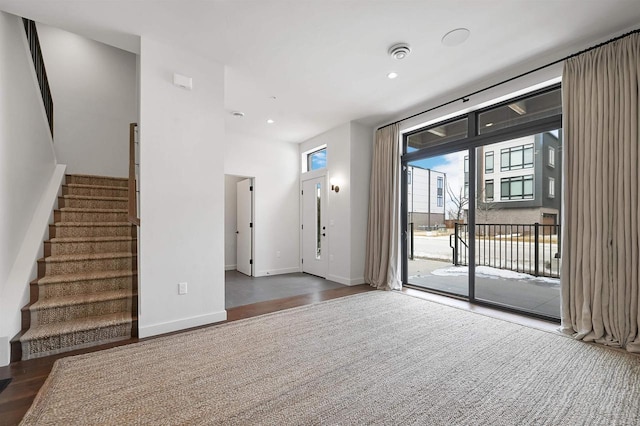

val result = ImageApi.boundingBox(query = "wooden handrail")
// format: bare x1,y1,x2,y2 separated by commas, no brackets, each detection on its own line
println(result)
128,123,140,226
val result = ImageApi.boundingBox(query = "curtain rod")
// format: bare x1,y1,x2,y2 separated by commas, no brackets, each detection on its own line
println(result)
377,27,640,131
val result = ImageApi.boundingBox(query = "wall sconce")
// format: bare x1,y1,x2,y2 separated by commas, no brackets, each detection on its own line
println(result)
330,178,340,193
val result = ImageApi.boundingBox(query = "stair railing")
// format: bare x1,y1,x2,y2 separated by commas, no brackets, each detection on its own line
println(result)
129,123,140,226
22,18,53,136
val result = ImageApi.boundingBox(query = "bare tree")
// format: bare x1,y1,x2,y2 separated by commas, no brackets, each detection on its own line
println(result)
446,184,468,222
476,186,501,224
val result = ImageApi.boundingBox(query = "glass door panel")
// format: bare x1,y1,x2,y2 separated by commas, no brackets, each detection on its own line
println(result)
406,151,469,297
473,130,562,319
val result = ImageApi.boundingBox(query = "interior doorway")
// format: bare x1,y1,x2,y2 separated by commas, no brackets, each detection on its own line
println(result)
224,174,254,276
301,175,327,278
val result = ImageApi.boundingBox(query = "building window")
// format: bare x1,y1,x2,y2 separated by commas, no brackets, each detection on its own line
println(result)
485,179,494,201
437,176,444,207
307,147,326,171
548,177,555,198
500,175,534,200
464,155,469,185
500,144,534,171
407,170,412,184
485,151,494,173
548,146,556,168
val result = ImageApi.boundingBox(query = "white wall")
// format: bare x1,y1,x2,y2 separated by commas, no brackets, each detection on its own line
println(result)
37,23,137,177
299,121,373,285
349,121,373,284
0,12,60,365
138,37,225,338
224,175,244,270
225,132,300,277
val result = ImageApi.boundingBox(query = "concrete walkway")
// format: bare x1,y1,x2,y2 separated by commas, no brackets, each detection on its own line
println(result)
408,258,560,318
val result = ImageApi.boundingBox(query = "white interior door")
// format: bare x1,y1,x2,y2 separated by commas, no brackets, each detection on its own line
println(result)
236,179,252,276
302,177,327,278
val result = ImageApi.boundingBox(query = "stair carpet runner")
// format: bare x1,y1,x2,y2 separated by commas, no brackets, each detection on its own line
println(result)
17,174,137,360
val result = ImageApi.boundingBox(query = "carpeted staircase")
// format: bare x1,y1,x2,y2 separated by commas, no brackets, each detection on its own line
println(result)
12,174,138,361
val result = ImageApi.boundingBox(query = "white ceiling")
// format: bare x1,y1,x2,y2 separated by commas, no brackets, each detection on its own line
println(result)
1,0,640,143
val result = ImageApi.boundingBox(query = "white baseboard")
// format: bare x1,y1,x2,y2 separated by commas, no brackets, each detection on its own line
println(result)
0,164,66,366
138,310,227,339
225,264,237,271
327,275,365,286
254,267,300,277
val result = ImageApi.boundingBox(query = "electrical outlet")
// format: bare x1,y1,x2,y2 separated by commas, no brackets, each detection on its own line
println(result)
276,251,281,258
178,282,188,295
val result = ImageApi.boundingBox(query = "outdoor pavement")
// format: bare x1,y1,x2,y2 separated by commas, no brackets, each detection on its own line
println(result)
408,258,561,318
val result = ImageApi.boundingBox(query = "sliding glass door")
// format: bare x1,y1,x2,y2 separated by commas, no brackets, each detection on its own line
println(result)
402,85,562,321
405,151,469,297
473,131,562,318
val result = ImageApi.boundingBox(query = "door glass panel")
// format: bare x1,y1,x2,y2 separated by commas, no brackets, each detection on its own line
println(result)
315,183,321,259
474,129,562,319
406,151,469,297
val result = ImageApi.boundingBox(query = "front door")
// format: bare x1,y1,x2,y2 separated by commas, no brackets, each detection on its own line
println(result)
302,177,327,278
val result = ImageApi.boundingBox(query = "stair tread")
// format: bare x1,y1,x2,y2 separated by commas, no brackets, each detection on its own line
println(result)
53,222,133,227
21,312,133,341
62,195,128,201
41,252,135,263
64,183,128,190
36,270,135,285
58,207,128,213
67,174,128,181
29,289,132,310
48,236,135,243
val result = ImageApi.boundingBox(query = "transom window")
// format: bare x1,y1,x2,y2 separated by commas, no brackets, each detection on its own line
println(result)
307,147,326,172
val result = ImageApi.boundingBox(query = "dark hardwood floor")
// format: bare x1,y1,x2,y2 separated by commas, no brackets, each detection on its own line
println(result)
0,284,374,425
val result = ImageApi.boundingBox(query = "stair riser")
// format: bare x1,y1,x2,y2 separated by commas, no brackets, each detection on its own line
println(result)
55,211,128,223
33,276,134,300
30,299,132,327
39,256,135,276
21,322,132,360
50,224,135,238
63,186,128,197
59,197,128,210
47,240,135,256
66,175,129,188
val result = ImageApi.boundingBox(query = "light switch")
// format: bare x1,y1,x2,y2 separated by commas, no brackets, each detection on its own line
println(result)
173,73,193,90
178,282,188,295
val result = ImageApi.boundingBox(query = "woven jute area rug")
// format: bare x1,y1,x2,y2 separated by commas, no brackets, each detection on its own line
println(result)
21,291,640,425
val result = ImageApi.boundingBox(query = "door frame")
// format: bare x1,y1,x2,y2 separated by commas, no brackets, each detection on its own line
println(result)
225,174,255,276
299,170,328,275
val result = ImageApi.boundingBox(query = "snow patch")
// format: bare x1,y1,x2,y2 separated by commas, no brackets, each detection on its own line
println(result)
431,265,560,285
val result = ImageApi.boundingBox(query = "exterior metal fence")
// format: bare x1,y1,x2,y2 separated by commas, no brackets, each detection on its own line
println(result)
450,223,561,278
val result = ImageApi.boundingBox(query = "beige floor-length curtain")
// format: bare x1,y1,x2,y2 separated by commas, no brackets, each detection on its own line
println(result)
561,32,640,353
364,123,401,290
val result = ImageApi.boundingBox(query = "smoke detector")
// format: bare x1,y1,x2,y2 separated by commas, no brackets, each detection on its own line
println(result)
388,43,411,60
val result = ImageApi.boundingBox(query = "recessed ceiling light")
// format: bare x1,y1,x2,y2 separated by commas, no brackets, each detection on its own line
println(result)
441,28,470,47
387,72,399,79
231,111,245,117
485,122,494,127
388,43,411,60
267,119,275,124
